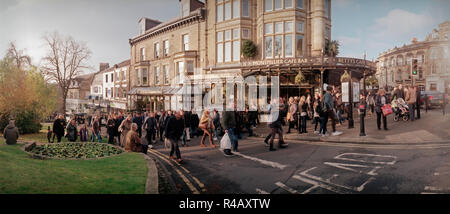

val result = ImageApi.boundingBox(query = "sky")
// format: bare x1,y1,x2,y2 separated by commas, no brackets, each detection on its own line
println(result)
1,0,450,73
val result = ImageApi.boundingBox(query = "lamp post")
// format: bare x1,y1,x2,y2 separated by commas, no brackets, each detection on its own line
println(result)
385,66,388,90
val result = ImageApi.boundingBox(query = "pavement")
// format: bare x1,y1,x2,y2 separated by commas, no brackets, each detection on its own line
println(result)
253,106,450,145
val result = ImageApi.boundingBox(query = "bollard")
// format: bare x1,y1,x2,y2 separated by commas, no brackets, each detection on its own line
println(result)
359,103,366,137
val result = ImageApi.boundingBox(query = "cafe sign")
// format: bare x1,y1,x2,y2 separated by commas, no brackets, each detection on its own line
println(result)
242,57,375,68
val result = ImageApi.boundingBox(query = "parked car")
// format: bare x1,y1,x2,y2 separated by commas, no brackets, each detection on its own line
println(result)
421,91,448,109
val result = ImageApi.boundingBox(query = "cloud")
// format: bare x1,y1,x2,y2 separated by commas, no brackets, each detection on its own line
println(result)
370,9,436,41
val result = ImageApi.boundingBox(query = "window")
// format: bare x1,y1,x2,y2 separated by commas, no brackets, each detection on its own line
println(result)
122,70,126,80
105,74,108,83
176,61,184,78
233,40,240,61
265,37,273,58
111,73,114,82
265,0,272,12
296,34,304,56
274,0,282,10
183,34,189,51
140,47,145,61
265,23,273,35
225,2,231,20
163,65,169,84
116,71,119,82
242,0,250,17
154,43,160,58
242,28,250,39
137,69,141,85
142,68,148,85
296,21,304,33
285,21,293,33
217,43,224,63
285,0,292,8
274,35,282,58
164,40,169,56
115,87,119,98
225,41,232,62
232,0,240,19
154,66,160,85
430,83,437,91
186,61,194,74
217,4,223,22
233,28,240,39
296,0,303,9
275,22,283,34
285,34,293,57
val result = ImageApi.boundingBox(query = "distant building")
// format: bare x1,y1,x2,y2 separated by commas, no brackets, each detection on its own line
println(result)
376,21,450,93
66,73,95,114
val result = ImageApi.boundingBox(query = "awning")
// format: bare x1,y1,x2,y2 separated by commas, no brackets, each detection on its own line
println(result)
128,87,164,95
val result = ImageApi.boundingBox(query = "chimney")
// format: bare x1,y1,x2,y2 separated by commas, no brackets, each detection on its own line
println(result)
139,18,162,35
99,63,109,72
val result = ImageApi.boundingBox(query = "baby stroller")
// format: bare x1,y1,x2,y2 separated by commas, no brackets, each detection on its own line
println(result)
391,98,409,122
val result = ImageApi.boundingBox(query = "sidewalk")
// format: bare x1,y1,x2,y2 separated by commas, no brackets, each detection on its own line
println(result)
253,108,450,145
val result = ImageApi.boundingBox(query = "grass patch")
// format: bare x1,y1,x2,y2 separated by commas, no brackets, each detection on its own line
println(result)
0,140,148,194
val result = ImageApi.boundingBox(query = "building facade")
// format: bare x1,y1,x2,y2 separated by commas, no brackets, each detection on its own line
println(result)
376,21,450,92
66,73,95,114
128,0,375,112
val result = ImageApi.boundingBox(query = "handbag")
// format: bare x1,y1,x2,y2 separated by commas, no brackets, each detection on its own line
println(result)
382,104,393,116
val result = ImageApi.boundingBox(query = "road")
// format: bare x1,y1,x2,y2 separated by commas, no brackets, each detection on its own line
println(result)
146,107,450,194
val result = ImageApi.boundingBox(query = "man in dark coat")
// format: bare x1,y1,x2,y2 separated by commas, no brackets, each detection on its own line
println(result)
133,112,144,138
3,120,19,145
190,110,199,137
114,113,124,145
144,112,157,145
165,111,185,163
222,103,238,152
52,114,66,143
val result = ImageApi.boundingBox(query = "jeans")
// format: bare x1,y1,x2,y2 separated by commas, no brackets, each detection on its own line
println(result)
169,138,181,159
327,110,337,132
319,117,328,135
91,131,101,142
227,128,238,151
314,117,320,131
300,116,307,133
182,128,190,146
108,132,115,144
408,104,415,121
214,128,219,139
269,127,283,146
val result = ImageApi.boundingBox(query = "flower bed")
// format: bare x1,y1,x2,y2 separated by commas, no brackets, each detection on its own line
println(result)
27,142,124,159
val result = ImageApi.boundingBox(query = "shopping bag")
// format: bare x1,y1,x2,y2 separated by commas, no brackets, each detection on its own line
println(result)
220,133,232,150
382,104,393,117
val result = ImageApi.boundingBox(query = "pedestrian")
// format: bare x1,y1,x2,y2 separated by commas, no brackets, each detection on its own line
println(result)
313,93,321,134
286,97,297,134
199,109,215,148
190,110,199,138
158,111,166,142
375,89,389,131
66,119,78,142
181,110,191,147
393,84,405,100
47,126,53,143
243,106,254,137
107,115,116,144
144,112,157,146
91,117,102,142
415,86,421,120
52,114,66,143
133,112,144,138
119,115,132,147
222,102,239,152
212,109,221,140
125,123,143,153
324,86,342,136
3,120,19,145
268,98,288,151
165,111,185,163
79,123,89,142
299,96,308,134
114,113,124,145
405,84,417,121
367,91,375,118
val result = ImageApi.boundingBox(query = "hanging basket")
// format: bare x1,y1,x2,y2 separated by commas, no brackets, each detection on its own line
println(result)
295,71,306,85
341,71,350,82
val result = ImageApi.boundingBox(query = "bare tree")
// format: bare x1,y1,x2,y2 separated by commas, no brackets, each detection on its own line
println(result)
40,32,91,115
5,42,32,70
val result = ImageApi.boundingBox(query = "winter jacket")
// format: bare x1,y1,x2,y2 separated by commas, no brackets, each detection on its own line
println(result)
183,111,191,127
66,123,78,142
3,122,19,145
213,113,221,129
375,95,389,113
107,119,115,135
144,117,157,131
221,111,236,130
53,118,66,136
405,88,417,105
323,92,335,109
190,113,199,129
165,116,184,140
125,130,142,152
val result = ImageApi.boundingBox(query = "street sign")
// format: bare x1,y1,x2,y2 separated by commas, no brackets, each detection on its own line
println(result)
342,82,349,103
353,82,360,102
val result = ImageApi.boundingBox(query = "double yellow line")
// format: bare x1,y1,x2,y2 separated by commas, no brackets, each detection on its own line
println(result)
148,149,206,194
